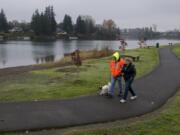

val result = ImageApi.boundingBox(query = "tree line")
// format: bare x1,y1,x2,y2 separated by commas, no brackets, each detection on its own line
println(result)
0,6,120,40
59,15,119,40
121,27,161,40
0,6,179,40
31,6,56,36
0,9,8,33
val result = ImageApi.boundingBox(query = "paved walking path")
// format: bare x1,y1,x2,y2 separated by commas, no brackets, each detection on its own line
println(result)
0,48,180,133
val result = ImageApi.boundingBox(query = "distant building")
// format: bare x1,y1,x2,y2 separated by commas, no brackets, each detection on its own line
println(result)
0,36,3,41
9,27,23,33
56,28,67,35
69,36,78,40
23,37,30,40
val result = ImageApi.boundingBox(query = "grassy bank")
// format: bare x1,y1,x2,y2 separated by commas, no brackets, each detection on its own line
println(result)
0,48,159,102
172,44,180,57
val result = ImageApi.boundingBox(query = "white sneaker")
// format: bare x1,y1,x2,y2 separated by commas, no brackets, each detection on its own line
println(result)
130,96,137,100
120,99,126,103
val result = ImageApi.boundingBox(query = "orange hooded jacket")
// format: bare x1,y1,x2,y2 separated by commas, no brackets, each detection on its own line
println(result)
110,58,125,77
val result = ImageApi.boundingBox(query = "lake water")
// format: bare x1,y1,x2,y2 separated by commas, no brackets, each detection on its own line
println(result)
0,39,179,68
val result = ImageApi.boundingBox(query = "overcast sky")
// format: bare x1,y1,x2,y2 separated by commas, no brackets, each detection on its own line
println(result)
0,0,179,31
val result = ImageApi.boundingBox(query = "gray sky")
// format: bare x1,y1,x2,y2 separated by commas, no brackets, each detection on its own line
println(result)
0,0,180,31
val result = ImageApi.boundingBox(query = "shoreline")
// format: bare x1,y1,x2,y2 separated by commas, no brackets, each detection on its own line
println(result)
0,49,113,76
1,38,180,42
0,44,179,76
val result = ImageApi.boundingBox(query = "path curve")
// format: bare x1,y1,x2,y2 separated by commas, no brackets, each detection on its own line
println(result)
0,48,180,133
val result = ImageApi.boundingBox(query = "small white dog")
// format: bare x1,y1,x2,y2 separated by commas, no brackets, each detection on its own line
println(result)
99,82,111,96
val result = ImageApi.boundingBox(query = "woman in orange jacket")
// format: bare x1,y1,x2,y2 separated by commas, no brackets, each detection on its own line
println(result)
108,52,125,98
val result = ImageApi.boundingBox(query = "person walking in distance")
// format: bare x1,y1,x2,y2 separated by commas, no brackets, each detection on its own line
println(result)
119,39,127,55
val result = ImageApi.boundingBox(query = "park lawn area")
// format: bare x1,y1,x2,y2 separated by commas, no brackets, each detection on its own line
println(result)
0,48,159,102
172,44,180,57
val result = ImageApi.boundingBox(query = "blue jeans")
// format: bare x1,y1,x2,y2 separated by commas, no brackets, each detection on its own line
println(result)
109,76,122,96
123,79,136,100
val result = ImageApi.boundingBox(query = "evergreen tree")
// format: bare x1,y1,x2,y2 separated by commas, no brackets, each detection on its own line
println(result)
62,14,73,34
84,16,95,34
31,6,57,36
75,16,86,34
0,9,8,32
31,9,40,35
50,6,57,33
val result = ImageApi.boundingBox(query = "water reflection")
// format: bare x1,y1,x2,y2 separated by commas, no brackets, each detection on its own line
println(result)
31,41,56,64
35,55,55,64
0,44,7,67
62,40,78,53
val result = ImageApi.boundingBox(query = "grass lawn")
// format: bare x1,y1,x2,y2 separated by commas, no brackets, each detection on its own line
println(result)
172,44,180,57
0,48,159,102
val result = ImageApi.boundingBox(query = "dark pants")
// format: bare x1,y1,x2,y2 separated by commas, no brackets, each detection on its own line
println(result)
123,79,136,100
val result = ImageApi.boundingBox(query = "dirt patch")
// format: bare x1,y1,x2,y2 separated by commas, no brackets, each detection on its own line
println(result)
84,64,96,68
56,67,87,73
72,80,87,85
46,77,64,84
